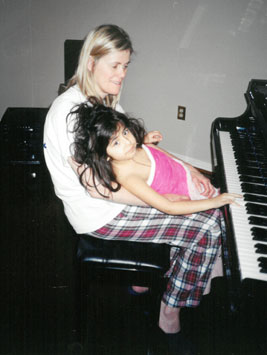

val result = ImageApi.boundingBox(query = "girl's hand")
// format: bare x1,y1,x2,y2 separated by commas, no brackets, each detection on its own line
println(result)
213,193,242,208
144,130,163,144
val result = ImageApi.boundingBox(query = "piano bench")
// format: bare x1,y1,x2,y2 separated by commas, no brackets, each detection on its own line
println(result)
73,234,170,345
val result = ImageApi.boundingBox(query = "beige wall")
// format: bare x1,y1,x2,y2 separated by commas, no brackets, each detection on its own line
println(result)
1,0,267,170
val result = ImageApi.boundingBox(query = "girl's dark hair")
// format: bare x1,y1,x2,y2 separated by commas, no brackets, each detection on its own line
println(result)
68,97,146,197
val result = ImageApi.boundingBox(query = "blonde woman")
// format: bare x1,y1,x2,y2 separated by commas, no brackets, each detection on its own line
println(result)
44,24,224,355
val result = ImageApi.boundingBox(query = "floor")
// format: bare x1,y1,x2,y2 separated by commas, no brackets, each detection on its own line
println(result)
1,250,267,355
1,166,267,355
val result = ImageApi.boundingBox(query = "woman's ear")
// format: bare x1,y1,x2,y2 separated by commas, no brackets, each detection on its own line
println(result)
107,157,111,161
87,56,95,72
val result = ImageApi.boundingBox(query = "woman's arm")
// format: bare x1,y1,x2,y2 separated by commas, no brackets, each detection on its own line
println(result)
144,131,163,144
184,165,215,198
117,173,239,215
68,157,148,205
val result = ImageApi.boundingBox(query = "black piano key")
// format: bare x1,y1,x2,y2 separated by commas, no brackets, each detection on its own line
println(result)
258,257,267,273
234,153,267,163
244,194,267,204
252,227,267,242
237,157,267,166
242,183,267,195
238,167,267,177
249,216,267,227
258,256,267,266
240,175,267,184
255,243,267,255
233,134,264,143
239,163,261,169
260,267,267,274
235,146,263,153
234,145,253,152
237,167,259,176
246,203,267,216
234,145,266,154
238,163,266,170
246,194,267,203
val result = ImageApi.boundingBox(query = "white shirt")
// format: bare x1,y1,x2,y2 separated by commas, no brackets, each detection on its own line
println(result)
43,85,126,233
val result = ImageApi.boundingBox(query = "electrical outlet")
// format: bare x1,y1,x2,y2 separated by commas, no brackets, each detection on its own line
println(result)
177,106,186,120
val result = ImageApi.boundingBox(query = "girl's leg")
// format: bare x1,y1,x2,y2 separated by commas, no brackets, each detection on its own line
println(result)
159,301,181,333
156,302,195,355
162,209,223,308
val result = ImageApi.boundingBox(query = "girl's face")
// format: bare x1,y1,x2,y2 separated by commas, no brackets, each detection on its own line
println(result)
106,124,137,162
88,50,131,98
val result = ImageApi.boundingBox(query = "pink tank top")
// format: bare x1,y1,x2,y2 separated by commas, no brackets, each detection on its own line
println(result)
144,145,190,197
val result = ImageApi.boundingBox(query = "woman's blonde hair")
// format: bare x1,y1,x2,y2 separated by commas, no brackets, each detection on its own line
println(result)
67,24,134,108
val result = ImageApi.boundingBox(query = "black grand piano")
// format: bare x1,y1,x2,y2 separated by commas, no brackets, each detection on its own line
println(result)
211,79,267,311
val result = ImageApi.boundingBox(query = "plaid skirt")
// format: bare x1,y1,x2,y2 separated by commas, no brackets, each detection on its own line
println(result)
90,205,225,308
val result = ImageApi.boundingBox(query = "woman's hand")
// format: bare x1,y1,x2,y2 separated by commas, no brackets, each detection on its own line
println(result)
190,169,215,198
144,130,163,144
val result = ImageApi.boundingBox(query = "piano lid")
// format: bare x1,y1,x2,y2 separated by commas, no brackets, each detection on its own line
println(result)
247,79,267,155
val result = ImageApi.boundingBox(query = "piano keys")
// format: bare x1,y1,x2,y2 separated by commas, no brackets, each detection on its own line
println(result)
219,130,267,282
211,79,267,308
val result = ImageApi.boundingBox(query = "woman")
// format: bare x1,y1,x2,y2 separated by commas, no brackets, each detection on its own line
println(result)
44,24,224,355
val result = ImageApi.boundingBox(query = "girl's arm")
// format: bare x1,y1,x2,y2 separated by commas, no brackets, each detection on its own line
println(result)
146,144,215,198
68,157,148,206
117,173,239,215
163,194,190,202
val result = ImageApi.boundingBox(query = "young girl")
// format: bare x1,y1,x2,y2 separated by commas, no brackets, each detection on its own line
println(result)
70,99,240,214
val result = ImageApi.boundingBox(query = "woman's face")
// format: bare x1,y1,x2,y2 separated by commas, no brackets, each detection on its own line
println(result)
88,50,131,98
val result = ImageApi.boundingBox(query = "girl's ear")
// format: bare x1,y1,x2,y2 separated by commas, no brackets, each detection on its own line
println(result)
107,156,111,161
87,56,95,72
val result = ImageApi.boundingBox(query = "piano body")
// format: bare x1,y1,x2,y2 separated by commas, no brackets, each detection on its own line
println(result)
211,79,267,310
